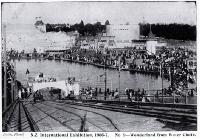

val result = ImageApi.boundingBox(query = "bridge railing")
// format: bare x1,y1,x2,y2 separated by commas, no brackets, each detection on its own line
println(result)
80,88,197,104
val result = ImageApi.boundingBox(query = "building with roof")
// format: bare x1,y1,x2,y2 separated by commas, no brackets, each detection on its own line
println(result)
146,30,167,55
106,24,140,48
131,40,146,50
146,32,157,55
98,35,115,50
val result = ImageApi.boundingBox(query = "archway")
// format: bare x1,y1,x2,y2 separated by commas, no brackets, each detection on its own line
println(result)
31,80,80,96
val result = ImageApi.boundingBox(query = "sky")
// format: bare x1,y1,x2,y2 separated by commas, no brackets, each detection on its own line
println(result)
2,1,196,25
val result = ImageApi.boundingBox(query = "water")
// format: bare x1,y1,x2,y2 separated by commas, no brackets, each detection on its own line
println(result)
7,24,196,93
15,59,170,92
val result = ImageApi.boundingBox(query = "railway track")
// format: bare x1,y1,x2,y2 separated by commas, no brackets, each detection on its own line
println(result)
43,101,120,130
32,101,119,132
6,101,40,132
43,103,109,132
31,103,79,131
7,92,196,132
48,99,197,130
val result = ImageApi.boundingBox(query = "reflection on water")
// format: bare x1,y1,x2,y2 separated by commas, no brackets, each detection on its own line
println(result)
15,59,170,92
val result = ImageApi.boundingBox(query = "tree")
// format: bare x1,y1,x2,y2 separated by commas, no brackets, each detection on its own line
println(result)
105,20,110,25
79,20,85,36
33,48,37,54
85,23,95,36
45,20,113,37
34,20,44,26
139,23,196,40
94,22,103,34
46,23,53,32
80,20,84,27
21,50,25,54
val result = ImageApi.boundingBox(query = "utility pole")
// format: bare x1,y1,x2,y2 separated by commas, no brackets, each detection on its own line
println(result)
104,53,107,100
172,65,175,104
2,24,7,110
185,59,188,104
96,75,98,88
111,80,113,91
118,55,121,101
13,60,16,102
186,59,189,89
11,69,16,101
161,56,164,103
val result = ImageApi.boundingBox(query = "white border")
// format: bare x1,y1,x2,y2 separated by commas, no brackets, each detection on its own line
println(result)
0,0,199,139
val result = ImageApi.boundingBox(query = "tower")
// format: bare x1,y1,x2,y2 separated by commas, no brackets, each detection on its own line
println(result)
146,24,157,55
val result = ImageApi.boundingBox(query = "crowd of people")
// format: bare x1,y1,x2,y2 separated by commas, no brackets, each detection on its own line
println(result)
18,87,31,100
8,45,196,80
78,85,197,103
125,88,149,102
79,87,120,99
79,87,153,102
8,44,196,97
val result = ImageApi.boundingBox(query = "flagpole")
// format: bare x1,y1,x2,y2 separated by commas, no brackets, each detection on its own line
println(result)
26,69,30,86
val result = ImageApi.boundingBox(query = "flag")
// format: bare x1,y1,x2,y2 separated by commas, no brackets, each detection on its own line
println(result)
26,69,30,74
